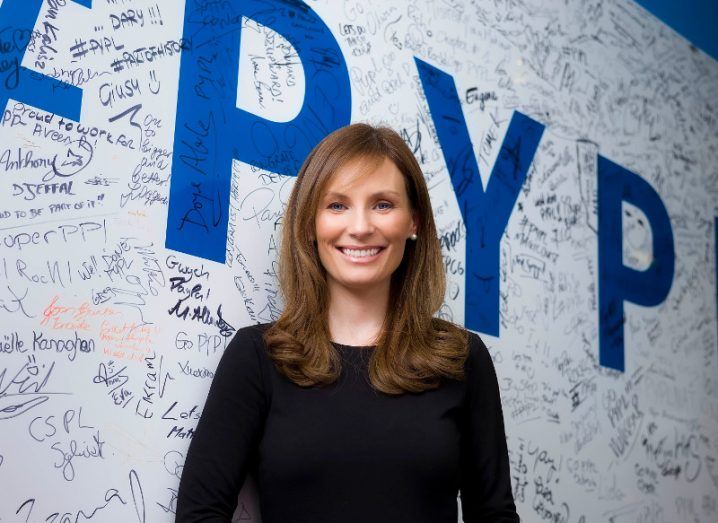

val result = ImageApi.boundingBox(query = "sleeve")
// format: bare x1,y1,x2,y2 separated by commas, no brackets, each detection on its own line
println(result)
175,326,269,522
459,332,520,522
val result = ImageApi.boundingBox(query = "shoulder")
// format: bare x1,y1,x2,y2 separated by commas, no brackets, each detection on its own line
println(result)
230,321,275,345
464,329,498,378
222,321,276,365
211,322,276,400
466,329,488,357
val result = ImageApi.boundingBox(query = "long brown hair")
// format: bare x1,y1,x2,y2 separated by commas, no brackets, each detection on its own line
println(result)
263,122,469,394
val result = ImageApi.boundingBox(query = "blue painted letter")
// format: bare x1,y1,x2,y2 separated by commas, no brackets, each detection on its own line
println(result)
0,0,87,119
167,0,351,263
597,155,675,371
415,57,544,336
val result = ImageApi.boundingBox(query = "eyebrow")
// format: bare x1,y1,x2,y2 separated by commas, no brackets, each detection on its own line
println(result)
323,190,401,200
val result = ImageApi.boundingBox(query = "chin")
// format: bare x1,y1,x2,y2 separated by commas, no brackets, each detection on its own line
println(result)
341,277,382,288
333,275,389,290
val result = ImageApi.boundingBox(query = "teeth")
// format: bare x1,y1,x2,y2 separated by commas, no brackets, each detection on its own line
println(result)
340,247,381,257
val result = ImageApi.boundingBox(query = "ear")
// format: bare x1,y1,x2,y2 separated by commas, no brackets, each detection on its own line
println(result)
411,211,418,235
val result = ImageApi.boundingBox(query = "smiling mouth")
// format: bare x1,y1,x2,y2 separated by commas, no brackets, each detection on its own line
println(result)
336,246,385,258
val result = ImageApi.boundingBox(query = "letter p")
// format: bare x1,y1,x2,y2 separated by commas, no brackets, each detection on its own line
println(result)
166,0,351,263
598,155,675,371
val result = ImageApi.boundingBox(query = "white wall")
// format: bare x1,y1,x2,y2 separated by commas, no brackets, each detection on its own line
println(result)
1,0,717,521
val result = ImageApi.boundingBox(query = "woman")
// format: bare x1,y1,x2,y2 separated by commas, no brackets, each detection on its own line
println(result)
175,123,519,522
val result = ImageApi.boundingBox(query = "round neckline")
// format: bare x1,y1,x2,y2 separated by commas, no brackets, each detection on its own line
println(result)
331,341,376,349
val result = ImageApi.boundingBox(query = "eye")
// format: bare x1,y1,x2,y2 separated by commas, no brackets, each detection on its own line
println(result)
328,202,346,211
376,201,393,210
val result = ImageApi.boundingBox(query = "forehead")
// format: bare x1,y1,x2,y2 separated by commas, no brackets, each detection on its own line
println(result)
322,156,405,195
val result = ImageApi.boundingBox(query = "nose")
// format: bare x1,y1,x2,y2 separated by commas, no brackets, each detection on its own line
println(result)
348,207,375,237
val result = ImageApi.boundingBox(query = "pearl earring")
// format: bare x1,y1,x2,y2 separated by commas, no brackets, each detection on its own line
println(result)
410,233,417,240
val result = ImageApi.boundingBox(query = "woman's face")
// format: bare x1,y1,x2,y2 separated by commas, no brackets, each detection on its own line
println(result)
314,156,418,295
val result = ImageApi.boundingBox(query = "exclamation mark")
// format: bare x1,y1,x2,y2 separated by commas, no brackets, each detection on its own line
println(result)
149,3,163,25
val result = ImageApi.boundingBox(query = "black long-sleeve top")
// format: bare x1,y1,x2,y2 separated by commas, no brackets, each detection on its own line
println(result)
175,321,519,522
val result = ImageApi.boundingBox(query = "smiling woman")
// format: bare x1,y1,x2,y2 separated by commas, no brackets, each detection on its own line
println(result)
176,123,519,523
265,122,469,393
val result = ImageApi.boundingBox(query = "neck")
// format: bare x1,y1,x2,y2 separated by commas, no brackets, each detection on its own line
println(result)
326,279,390,346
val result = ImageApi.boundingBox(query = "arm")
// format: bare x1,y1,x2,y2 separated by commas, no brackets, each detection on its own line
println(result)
175,326,268,522
459,332,520,522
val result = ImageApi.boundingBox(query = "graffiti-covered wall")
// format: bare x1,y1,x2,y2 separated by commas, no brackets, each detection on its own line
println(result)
1,0,717,521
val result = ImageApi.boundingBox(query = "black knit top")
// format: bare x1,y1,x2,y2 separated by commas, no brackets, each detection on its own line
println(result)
175,322,519,522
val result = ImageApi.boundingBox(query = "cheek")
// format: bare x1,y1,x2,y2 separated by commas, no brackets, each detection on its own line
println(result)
315,215,339,239
315,239,336,268
383,216,412,238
